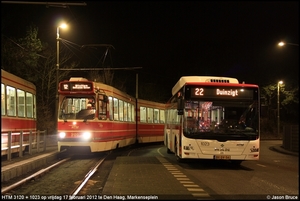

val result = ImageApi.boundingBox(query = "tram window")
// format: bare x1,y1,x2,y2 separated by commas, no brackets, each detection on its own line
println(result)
147,108,153,123
109,97,113,120
124,102,128,121
140,107,146,122
98,98,107,120
113,98,119,120
119,100,124,121
26,92,33,118
160,109,165,123
130,103,135,122
1,84,5,115
6,86,16,116
87,98,95,109
154,109,159,123
17,89,25,117
127,103,131,121
33,94,36,118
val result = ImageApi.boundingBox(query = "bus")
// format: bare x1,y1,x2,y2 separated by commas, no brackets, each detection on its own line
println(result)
57,77,165,153
1,69,37,156
164,76,260,165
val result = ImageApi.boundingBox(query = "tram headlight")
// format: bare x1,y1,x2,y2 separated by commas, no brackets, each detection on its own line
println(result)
82,132,91,140
59,132,66,138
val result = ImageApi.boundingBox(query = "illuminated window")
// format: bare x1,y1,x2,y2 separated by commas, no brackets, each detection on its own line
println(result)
119,100,124,121
26,92,34,118
17,89,25,117
124,102,128,121
1,84,5,115
113,98,119,120
6,86,16,116
160,109,165,123
147,108,153,123
154,109,159,123
140,106,146,122
109,97,113,120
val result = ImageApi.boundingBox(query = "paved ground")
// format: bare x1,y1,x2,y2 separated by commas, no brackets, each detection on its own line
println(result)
1,138,298,196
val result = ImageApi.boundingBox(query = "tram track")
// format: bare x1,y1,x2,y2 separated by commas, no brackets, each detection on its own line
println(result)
69,155,108,198
1,157,71,194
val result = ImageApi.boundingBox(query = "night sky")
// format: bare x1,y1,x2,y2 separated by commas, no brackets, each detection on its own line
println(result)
1,1,299,99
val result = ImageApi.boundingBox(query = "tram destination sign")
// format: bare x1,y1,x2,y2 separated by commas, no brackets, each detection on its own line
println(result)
59,81,93,92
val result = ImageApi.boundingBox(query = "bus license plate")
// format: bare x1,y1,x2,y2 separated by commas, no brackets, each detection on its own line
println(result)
215,155,231,160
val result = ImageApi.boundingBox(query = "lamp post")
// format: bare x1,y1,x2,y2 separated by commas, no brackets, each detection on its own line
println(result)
277,81,283,136
278,42,299,47
55,23,67,133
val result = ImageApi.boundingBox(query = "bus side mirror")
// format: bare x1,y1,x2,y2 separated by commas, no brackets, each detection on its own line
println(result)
177,97,184,115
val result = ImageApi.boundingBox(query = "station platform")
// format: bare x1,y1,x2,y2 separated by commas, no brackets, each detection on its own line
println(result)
1,142,59,182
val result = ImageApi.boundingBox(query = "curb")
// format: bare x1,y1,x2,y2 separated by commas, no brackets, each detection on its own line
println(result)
270,146,298,156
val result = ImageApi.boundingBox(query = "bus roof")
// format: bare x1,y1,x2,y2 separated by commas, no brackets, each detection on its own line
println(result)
172,76,239,96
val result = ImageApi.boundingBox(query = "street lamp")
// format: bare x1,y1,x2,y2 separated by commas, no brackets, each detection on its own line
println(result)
277,80,283,136
55,23,67,133
278,41,299,47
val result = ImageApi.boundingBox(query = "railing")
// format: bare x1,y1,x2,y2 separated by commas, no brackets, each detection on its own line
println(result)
1,130,48,161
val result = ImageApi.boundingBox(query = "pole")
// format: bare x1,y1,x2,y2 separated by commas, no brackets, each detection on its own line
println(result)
55,27,60,135
135,73,138,143
277,82,280,136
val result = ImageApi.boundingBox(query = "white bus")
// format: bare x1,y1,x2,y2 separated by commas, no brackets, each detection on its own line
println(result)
164,76,260,165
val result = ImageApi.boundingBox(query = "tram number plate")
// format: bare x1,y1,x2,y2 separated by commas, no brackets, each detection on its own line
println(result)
214,155,231,160
71,133,81,137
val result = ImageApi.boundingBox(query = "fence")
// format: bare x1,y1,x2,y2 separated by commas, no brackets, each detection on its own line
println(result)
1,130,48,161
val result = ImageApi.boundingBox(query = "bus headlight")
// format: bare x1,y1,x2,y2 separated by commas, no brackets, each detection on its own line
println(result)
82,132,91,140
59,132,66,138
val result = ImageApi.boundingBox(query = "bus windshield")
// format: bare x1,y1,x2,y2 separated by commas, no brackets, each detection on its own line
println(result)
184,100,258,140
59,97,95,120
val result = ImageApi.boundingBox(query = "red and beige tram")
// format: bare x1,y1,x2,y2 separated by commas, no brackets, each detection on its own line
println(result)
1,69,37,156
137,98,165,143
57,77,165,153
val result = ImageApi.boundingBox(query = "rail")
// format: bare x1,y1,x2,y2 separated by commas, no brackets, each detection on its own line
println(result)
1,130,48,161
